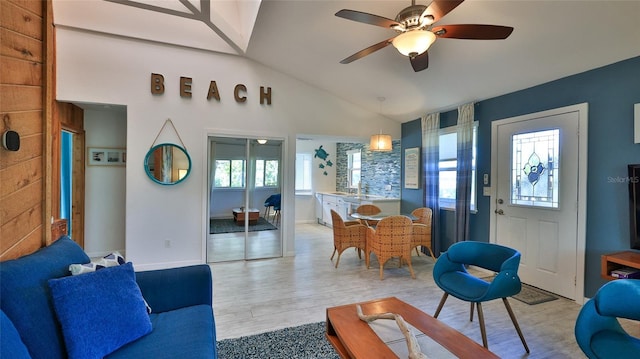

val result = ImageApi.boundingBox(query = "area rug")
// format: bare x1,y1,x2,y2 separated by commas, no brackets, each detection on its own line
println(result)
216,322,338,359
210,217,277,234
481,276,557,305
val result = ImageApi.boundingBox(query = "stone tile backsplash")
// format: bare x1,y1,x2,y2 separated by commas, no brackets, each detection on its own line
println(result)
336,140,401,198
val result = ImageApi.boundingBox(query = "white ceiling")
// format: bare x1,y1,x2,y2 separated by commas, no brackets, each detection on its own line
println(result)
54,0,640,122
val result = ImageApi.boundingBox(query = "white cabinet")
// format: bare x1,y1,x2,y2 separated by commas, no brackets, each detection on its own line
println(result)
317,192,400,227
322,195,337,226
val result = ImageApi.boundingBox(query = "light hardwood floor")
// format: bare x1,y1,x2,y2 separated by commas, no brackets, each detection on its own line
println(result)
211,223,639,358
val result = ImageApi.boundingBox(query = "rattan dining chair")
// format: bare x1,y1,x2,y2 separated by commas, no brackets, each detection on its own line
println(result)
330,210,367,268
355,204,382,227
365,215,415,280
411,207,435,259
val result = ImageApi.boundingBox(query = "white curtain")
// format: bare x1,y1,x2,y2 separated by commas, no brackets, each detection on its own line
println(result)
455,102,474,243
422,112,440,257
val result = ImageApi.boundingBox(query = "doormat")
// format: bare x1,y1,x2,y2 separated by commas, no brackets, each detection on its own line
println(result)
481,276,557,305
210,217,277,234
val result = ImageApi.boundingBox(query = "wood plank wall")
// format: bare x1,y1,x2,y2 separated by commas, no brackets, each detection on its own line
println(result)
0,0,53,260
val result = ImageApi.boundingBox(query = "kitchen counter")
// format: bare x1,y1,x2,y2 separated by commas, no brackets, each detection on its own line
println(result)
315,192,401,227
317,192,400,202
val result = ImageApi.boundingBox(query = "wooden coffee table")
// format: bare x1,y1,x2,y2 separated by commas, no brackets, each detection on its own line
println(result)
232,208,259,225
326,297,499,359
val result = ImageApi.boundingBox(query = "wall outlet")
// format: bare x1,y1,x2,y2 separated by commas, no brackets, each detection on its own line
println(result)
164,239,171,248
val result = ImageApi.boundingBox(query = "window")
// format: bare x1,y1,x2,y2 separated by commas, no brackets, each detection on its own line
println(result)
256,159,279,187
438,124,478,211
214,159,245,188
347,150,361,188
214,158,279,188
295,153,313,194
511,129,559,208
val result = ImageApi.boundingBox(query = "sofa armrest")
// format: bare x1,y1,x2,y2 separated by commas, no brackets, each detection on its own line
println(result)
136,264,212,313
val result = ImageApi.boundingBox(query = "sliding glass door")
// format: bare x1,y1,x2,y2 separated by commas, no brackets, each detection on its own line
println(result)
207,136,283,262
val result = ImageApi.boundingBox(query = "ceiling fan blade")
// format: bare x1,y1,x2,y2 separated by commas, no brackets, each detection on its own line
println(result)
340,38,395,64
423,0,465,23
335,9,401,29
432,24,514,39
410,51,429,72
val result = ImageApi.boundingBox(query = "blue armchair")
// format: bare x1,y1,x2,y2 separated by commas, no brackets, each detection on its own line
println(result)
575,279,640,358
263,194,281,224
432,241,529,353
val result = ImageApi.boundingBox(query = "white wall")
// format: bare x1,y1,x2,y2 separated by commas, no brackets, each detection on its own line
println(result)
55,28,400,270
83,108,127,257
295,140,337,223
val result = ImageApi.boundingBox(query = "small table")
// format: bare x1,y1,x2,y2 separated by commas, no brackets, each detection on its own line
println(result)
601,251,640,280
232,208,259,225
326,297,499,359
349,213,417,222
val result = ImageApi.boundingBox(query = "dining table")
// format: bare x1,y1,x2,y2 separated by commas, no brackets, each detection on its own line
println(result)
349,212,417,223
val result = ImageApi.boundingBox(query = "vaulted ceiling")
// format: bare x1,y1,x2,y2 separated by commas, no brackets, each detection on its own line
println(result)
53,0,640,122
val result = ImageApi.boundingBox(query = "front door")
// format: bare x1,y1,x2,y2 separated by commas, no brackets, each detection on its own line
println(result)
490,104,587,300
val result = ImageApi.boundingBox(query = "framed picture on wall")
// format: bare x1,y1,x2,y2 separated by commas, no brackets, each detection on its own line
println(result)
88,147,126,166
404,147,420,189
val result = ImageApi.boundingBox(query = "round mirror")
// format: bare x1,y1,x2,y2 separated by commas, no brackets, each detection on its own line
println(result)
144,143,191,185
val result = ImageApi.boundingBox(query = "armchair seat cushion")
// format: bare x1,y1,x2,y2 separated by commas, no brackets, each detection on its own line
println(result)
439,271,490,301
591,330,640,358
106,305,215,359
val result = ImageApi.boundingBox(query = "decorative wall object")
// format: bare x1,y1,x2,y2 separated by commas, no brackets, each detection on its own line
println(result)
144,119,191,185
404,147,420,189
314,145,332,175
88,147,126,166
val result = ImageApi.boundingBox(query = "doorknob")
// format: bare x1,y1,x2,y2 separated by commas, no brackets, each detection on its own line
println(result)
495,209,504,215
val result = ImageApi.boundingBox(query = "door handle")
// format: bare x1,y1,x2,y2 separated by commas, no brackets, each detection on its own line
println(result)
495,209,504,215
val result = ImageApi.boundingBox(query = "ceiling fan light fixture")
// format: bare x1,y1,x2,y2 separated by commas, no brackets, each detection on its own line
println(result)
370,134,392,152
392,30,436,57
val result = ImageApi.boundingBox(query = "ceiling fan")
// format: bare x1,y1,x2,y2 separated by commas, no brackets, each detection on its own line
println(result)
335,0,513,72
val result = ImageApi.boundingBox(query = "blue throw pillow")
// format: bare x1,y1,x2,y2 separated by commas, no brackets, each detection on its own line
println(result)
68,252,152,314
48,262,152,359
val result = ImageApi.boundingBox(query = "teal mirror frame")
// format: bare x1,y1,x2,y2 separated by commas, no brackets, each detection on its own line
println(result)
144,143,192,185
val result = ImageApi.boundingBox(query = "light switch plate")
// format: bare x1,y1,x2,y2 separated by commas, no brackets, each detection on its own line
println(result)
483,187,492,196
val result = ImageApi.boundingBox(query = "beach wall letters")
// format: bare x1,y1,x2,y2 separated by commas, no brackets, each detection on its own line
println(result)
150,73,272,105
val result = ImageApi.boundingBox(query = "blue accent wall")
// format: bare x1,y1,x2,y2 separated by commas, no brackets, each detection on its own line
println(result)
401,56,640,297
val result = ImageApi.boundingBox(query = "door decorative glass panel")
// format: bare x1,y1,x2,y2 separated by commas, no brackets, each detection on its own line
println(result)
511,129,560,208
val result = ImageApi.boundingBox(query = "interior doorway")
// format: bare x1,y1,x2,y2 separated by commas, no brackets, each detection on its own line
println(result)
55,102,86,247
490,103,588,301
207,136,284,262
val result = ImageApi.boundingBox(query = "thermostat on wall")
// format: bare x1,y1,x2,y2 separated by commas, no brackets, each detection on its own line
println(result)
2,130,20,151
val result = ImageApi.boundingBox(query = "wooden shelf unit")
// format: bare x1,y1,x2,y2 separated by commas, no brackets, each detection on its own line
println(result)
601,251,640,280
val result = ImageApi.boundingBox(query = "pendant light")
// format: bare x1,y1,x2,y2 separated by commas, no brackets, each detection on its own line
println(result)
370,97,392,151
370,132,392,151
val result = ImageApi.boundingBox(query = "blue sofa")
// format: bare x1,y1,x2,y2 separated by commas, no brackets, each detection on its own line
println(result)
0,236,217,359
